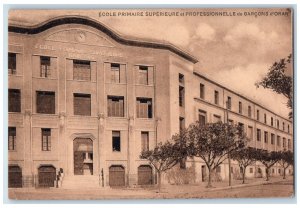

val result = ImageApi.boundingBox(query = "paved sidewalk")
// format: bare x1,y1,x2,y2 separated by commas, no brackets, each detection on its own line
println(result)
8,176,293,200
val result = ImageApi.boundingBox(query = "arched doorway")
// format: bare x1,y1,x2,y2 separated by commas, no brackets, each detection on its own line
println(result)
8,165,22,188
109,165,125,187
38,165,56,187
138,165,152,185
73,138,93,175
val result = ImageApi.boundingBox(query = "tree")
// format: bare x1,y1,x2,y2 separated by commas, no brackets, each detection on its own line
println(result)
231,147,257,184
256,54,293,118
255,149,281,181
188,121,247,188
140,141,182,192
278,150,294,179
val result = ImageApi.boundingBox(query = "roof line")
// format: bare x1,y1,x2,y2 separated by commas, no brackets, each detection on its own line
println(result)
8,15,198,64
193,71,291,122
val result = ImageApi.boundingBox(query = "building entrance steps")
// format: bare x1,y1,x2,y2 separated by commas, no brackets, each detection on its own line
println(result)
61,175,102,189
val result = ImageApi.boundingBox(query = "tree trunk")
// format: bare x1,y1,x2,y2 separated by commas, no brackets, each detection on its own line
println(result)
242,167,246,184
266,167,269,181
283,167,287,179
157,171,162,192
207,168,212,188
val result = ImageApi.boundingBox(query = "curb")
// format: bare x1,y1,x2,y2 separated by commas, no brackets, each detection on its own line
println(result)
206,179,292,192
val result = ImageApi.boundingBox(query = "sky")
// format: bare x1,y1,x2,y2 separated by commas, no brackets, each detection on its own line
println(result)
9,8,293,118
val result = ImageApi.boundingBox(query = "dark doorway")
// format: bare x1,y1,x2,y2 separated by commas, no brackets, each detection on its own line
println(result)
38,165,56,187
138,165,152,185
8,165,22,188
73,138,93,175
109,165,125,187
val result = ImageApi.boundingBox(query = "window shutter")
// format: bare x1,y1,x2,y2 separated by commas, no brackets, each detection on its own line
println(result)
148,66,154,85
105,62,111,83
119,99,124,117
16,53,22,75
32,55,40,78
50,57,57,79
120,64,126,83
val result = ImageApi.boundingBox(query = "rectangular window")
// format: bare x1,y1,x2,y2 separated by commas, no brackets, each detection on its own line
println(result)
271,117,274,126
108,96,124,117
8,127,16,150
283,122,285,131
257,110,260,121
112,131,121,152
239,102,242,114
264,131,268,143
42,128,51,151
288,125,290,133
179,117,185,131
277,120,279,129
227,96,231,110
238,122,244,134
248,106,252,117
247,126,253,140
110,63,120,83
257,129,261,141
271,133,275,145
8,89,21,112
136,98,152,118
250,168,253,173
277,136,281,147
179,86,185,107
264,114,267,124
213,114,221,123
141,132,149,152
138,66,148,85
214,90,219,105
179,73,184,84
8,53,16,74
200,84,205,99
36,91,55,114
73,60,91,81
73,93,91,116
40,56,51,78
199,110,207,126
283,137,286,149
288,139,291,150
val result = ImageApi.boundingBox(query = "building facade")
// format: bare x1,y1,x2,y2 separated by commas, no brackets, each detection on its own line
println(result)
8,16,293,188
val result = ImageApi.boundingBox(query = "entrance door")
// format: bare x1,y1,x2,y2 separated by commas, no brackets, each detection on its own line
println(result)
138,165,152,185
38,165,56,187
8,165,22,188
201,165,206,182
109,165,125,187
73,138,93,175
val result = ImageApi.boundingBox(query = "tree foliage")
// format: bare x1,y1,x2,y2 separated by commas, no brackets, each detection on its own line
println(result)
256,54,293,118
187,121,247,187
231,147,257,184
278,150,294,179
255,149,281,181
140,140,183,191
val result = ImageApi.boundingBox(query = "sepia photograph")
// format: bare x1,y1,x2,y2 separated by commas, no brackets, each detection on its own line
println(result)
6,7,294,200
